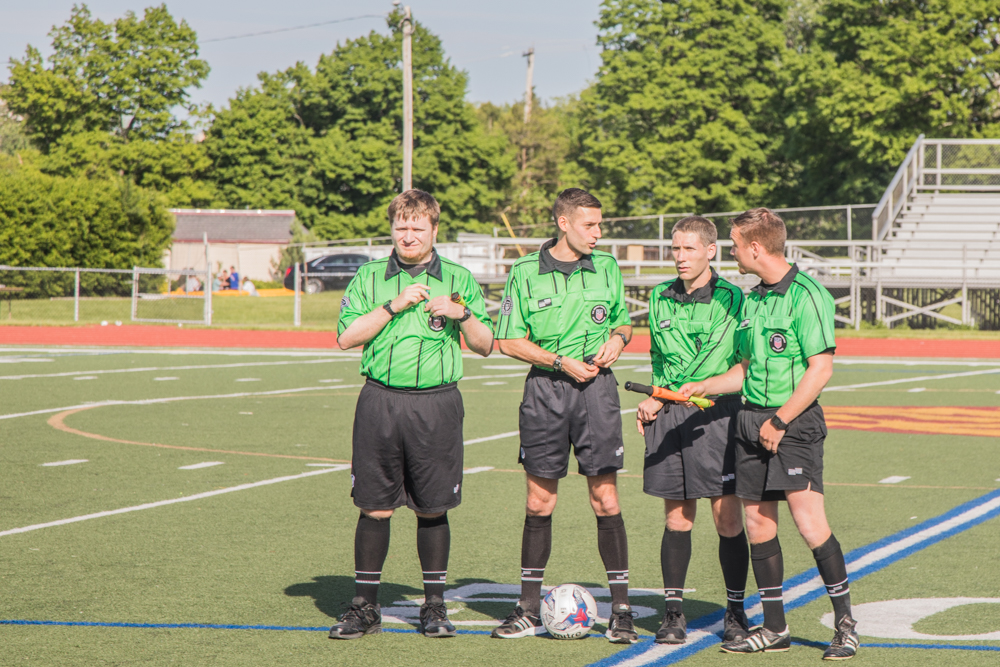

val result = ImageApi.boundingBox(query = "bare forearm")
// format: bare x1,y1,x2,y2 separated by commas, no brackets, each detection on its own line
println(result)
612,325,632,343
776,353,833,423
337,309,391,349
461,317,494,357
701,360,747,395
497,337,557,367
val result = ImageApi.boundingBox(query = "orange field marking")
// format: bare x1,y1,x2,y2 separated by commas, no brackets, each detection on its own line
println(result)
824,405,1000,437
47,406,350,463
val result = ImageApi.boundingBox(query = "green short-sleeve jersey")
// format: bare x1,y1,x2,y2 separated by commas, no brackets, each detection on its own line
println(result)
649,271,744,391
337,250,489,389
735,264,836,407
494,238,630,366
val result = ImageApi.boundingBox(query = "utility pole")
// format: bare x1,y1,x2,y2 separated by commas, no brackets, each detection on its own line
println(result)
401,5,414,191
522,47,535,124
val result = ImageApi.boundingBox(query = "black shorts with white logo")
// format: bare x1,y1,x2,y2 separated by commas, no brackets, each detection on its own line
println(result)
642,396,741,500
517,366,624,479
350,378,464,513
735,401,827,501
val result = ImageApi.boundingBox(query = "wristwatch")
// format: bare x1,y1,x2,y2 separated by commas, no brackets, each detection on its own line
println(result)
382,300,397,318
770,414,789,431
458,306,473,323
614,332,628,347
552,355,564,372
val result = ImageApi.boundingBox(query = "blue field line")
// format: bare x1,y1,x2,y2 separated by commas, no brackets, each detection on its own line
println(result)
586,487,1000,667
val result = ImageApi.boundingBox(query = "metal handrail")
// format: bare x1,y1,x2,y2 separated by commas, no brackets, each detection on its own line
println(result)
872,134,924,241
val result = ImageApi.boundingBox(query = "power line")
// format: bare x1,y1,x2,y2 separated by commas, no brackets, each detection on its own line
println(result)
202,14,385,44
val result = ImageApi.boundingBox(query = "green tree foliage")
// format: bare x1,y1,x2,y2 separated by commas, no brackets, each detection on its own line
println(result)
0,155,173,273
781,0,1000,205
5,3,208,148
570,0,791,217
205,12,515,240
477,96,574,234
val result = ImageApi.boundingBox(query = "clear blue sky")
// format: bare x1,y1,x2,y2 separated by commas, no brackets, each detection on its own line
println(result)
2,1,604,110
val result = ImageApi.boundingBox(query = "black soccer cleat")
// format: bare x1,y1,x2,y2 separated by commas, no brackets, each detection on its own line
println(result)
655,609,687,644
491,602,544,639
720,625,791,653
606,603,639,644
328,597,382,640
419,595,457,638
823,616,859,660
722,608,750,642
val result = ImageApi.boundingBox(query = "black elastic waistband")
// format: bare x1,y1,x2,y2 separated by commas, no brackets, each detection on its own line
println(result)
744,400,818,413
528,365,613,381
709,394,742,404
365,377,458,394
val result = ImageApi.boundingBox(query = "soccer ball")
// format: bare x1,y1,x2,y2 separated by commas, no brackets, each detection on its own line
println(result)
540,584,597,639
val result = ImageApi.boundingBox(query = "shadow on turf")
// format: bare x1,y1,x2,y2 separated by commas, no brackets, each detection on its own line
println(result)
285,576,422,619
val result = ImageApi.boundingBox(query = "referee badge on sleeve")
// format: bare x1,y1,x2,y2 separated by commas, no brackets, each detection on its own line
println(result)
501,295,513,316
340,296,350,309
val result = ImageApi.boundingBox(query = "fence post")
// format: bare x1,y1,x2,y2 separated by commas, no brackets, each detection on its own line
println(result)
293,262,301,327
962,244,969,325
74,269,80,323
203,233,212,326
846,206,852,242
658,215,664,261
131,267,138,322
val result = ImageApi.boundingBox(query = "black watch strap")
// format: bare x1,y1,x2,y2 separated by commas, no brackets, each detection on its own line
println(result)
770,414,789,431
382,301,397,318
615,332,628,347
458,306,473,323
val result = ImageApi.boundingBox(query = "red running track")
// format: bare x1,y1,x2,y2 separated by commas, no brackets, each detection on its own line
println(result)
0,325,997,358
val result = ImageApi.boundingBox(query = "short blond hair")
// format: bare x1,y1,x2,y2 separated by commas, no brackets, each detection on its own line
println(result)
731,208,786,256
671,216,717,247
388,189,440,226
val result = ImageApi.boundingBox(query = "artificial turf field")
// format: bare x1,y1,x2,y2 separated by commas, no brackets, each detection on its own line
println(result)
1,345,999,666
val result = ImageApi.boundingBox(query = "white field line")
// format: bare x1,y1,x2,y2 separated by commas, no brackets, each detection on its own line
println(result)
612,491,1000,667
825,367,1000,392
0,467,350,538
0,358,346,381
41,459,88,467
178,462,224,470
0,347,361,358
835,359,1000,367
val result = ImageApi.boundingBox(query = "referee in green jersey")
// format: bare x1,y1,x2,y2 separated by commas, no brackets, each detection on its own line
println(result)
491,188,638,644
328,190,494,641
680,208,858,660
634,216,749,645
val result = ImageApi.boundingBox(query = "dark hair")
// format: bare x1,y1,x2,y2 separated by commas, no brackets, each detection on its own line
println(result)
731,207,786,256
671,216,717,247
552,188,602,223
388,189,440,226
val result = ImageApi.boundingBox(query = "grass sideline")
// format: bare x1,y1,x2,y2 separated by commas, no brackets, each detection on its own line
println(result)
0,349,998,666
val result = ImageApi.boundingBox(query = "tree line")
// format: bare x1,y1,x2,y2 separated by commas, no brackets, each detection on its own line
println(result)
1,1,998,268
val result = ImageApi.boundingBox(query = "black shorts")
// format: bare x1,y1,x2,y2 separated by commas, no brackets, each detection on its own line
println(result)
517,367,624,479
735,402,827,502
350,379,464,513
642,396,740,500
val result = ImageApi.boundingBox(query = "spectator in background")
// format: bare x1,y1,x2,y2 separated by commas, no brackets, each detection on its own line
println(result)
229,267,240,290
219,269,230,290
243,278,258,296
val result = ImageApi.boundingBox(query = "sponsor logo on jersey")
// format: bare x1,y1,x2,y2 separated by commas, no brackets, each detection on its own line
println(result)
788,467,803,476
537,297,552,308
615,446,624,456
429,315,446,331
740,319,750,328
659,319,671,329
340,296,350,309
769,331,787,353
501,295,514,316
591,304,608,324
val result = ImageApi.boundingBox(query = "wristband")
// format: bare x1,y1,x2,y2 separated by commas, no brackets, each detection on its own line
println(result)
382,301,397,318
552,355,564,372
614,332,628,347
770,414,788,431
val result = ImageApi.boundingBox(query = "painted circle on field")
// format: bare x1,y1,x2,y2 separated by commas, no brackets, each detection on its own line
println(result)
821,598,1000,641
591,305,608,324
769,332,786,353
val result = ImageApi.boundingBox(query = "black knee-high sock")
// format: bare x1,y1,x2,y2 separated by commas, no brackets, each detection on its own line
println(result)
597,513,630,608
354,513,391,605
812,534,852,625
660,528,691,613
719,530,749,613
520,515,552,614
750,537,785,632
417,513,450,601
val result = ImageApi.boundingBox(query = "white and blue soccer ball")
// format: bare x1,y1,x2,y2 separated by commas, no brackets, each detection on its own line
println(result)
540,584,597,639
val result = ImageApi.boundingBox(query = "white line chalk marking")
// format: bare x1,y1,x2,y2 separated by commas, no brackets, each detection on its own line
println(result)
234,378,260,382
0,358,343,381
482,381,507,386
879,476,911,484
41,459,88,467
178,462,224,470
825,367,1000,392
463,467,494,475
73,376,97,381
464,431,518,446
153,377,179,381
0,468,346,538
907,387,926,393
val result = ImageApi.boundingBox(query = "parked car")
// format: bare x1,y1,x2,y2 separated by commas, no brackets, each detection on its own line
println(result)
284,253,370,293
